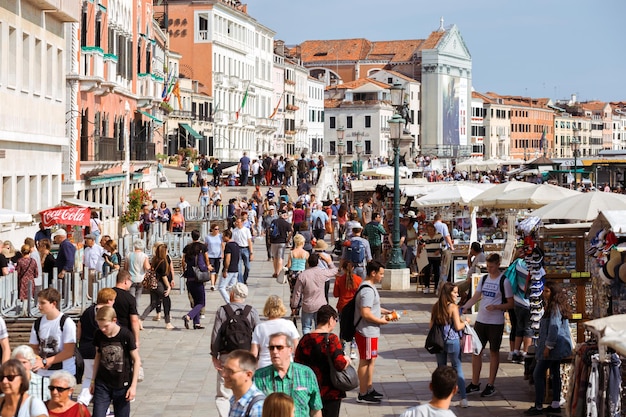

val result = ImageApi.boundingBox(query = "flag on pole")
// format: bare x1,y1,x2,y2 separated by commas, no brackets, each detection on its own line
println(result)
235,84,250,120
172,81,182,109
161,69,172,99
269,93,283,119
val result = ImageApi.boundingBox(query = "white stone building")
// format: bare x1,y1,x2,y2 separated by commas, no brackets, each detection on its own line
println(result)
0,0,79,241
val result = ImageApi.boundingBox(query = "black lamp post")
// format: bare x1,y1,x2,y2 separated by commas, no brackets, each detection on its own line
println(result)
386,114,406,269
571,125,580,187
337,126,345,200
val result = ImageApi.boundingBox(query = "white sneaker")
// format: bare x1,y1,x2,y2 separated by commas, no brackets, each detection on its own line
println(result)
459,399,469,408
423,288,430,294
507,352,514,361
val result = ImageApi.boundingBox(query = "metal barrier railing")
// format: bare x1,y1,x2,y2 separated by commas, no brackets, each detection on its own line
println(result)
182,205,227,221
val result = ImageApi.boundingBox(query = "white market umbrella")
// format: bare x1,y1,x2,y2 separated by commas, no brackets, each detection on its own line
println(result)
361,166,412,178
470,181,538,207
0,208,33,224
491,183,579,209
413,183,493,207
531,191,626,221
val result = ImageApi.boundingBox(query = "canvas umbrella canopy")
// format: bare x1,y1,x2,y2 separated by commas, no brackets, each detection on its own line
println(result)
489,183,579,209
0,209,33,224
413,183,493,207
531,191,626,222
470,181,538,207
361,166,412,178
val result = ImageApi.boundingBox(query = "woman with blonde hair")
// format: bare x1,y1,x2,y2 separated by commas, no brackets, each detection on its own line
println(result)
286,234,309,298
262,392,294,417
250,295,299,368
430,281,469,408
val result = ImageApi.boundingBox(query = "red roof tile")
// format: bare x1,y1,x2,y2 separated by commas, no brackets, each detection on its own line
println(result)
298,39,373,62
325,78,391,91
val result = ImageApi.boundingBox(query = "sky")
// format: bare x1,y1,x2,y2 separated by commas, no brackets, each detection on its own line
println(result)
248,0,624,103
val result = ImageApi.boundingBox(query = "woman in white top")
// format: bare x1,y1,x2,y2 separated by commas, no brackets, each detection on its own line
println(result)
204,224,223,291
124,240,151,307
250,295,300,368
0,359,48,417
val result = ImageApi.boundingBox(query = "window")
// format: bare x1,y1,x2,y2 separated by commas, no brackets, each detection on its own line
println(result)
347,116,353,128
347,141,353,155
365,140,371,154
329,141,336,155
329,116,336,129
95,12,102,47
22,33,29,91
365,115,371,128
81,8,87,47
34,38,41,94
198,14,209,41
8,27,16,86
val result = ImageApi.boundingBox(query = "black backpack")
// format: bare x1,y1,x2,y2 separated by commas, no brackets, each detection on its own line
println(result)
218,304,254,353
313,216,325,231
34,314,85,384
339,285,370,341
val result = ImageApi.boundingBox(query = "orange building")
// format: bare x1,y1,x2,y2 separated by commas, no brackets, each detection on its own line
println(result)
482,93,554,161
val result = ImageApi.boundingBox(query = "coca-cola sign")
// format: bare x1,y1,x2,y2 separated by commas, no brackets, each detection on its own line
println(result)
40,206,91,228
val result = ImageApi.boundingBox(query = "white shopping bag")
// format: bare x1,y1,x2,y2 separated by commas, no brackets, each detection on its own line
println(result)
464,323,483,355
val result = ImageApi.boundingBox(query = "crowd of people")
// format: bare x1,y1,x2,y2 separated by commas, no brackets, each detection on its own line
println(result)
0,162,581,417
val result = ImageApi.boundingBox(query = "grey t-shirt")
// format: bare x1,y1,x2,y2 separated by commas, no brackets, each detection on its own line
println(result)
355,283,380,338
476,273,513,325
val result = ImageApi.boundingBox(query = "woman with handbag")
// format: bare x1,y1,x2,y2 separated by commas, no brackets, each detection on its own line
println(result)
524,281,573,416
430,282,470,408
294,305,350,417
138,244,173,330
16,245,38,303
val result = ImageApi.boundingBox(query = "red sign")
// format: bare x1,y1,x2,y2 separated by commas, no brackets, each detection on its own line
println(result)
40,206,91,228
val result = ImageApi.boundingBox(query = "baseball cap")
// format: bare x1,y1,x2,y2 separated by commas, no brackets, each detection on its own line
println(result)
51,229,67,238
84,234,96,240
231,283,248,299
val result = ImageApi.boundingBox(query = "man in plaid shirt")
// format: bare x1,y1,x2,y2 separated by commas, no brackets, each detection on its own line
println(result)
254,332,322,417
363,212,387,262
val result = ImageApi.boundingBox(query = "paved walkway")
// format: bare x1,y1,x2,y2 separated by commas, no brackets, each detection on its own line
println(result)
131,244,535,417
128,174,537,417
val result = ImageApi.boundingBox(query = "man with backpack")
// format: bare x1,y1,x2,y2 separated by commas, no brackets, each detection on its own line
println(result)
269,209,293,278
343,224,372,279
211,283,260,417
30,288,77,378
311,204,328,240
461,253,514,398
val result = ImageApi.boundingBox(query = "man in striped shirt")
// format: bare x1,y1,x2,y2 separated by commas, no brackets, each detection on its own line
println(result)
422,223,443,294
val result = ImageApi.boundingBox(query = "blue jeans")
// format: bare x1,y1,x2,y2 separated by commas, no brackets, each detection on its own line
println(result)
238,248,251,283
533,359,561,407
219,272,239,303
435,338,466,399
92,380,131,417
186,280,205,325
187,172,194,187
301,311,317,335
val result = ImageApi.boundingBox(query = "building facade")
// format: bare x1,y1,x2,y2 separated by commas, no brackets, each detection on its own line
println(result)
0,0,79,235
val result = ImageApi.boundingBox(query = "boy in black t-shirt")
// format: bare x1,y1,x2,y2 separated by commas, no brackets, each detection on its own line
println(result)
219,229,240,303
91,306,140,417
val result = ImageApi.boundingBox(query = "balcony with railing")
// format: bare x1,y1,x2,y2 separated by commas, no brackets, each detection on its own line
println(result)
79,47,104,91
103,54,118,85
80,136,122,162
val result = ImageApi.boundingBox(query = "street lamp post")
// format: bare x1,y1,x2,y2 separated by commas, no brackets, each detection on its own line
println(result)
355,132,363,180
572,126,580,188
337,126,345,201
386,114,406,269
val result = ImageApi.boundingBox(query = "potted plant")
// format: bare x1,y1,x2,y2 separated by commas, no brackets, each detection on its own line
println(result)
120,188,151,233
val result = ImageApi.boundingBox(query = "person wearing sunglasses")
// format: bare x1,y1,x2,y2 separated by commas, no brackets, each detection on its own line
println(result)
45,370,90,417
253,333,322,417
0,359,48,417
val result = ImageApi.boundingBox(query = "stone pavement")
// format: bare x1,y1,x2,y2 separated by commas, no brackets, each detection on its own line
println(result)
127,171,537,417
130,244,536,417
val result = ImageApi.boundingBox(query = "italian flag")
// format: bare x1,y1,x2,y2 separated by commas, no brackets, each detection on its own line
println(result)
236,86,249,120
